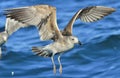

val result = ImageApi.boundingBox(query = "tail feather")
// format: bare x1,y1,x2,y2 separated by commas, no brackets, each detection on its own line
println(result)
32,47,53,57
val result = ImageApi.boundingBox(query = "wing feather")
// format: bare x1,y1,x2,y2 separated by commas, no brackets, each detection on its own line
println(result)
4,5,63,41
5,18,27,36
63,6,115,35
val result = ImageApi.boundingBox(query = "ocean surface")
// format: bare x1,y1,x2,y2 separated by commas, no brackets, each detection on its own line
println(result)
0,0,120,78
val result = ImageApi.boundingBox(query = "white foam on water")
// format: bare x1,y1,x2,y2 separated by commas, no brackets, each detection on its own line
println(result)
11,72,14,76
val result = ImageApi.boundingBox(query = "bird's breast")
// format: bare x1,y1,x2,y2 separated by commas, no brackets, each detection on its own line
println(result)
53,41,74,53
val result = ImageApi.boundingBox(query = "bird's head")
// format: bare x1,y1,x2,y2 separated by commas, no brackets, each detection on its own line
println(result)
69,36,82,45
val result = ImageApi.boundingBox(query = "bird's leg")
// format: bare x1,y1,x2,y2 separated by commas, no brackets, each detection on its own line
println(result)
51,56,56,74
58,53,62,74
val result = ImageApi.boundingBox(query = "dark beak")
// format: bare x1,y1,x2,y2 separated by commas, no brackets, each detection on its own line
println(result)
78,41,82,45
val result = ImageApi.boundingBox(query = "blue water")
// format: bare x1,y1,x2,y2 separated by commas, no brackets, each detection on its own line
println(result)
0,0,120,78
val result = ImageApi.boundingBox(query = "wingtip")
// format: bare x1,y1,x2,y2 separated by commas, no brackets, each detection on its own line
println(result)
107,7,116,12
111,8,116,12
96,6,116,12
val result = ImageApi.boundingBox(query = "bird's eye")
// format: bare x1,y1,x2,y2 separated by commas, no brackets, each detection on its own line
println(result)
72,39,74,40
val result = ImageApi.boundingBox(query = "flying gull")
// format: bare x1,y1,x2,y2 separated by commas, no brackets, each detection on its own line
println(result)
1,5,115,74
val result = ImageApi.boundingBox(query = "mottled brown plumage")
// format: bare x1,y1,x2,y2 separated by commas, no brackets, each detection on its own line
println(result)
1,5,115,74
4,5,63,41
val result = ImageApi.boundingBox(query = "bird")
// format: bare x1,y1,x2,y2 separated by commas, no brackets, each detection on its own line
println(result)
1,5,115,74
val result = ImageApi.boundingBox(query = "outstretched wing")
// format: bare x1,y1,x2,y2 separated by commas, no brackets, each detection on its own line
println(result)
5,18,27,36
4,5,63,41
63,6,116,36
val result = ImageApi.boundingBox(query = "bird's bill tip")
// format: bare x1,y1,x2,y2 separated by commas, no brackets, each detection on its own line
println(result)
78,41,82,45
